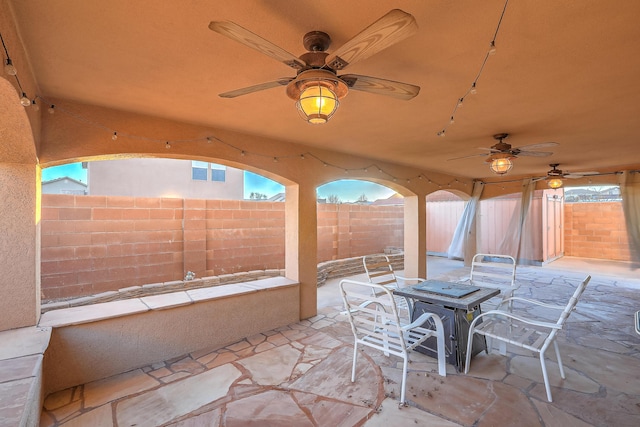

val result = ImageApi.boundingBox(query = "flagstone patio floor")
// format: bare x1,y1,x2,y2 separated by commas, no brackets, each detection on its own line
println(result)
39,257,640,426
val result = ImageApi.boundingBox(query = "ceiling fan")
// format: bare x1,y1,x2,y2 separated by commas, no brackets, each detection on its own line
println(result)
208,9,420,124
538,163,600,188
448,133,559,175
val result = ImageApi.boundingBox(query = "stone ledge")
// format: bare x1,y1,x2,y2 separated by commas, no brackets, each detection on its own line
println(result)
39,277,297,328
43,276,300,393
0,326,52,427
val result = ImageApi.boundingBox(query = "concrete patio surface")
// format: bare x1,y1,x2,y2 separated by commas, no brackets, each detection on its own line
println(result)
39,256,640,426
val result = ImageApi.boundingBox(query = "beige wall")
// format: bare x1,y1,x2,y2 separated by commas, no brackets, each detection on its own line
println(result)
43,283,299,393
87,158,244,200
0,163,41,329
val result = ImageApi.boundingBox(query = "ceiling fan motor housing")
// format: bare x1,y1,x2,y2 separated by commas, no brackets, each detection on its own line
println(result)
547,163,564,176
285,69,349,100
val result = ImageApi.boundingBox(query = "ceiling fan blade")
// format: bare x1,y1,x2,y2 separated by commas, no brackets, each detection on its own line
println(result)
447,153,490,161
219,78,294,98
514,141,558,151
209,21,306,70
514,150,554,157
339,74,419,100
564,171,600,178
325,9,418,71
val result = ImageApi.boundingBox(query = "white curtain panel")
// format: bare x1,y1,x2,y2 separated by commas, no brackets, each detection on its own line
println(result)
497,178,536,264
447,180,485,265
619,171,640,265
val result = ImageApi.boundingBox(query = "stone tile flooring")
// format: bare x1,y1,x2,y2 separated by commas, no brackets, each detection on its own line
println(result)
40,260,640,426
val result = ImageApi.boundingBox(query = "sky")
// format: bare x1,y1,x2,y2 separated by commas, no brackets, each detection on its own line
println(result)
41,163,87,183
42,162,396,202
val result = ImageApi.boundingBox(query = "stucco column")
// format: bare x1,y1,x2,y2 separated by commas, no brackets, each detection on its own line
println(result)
403,194,427,279
284,182,317,320
0,163,40,330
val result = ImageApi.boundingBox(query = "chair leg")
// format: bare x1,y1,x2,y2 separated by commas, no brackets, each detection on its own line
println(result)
432,317,447,377
553,340,566,379
400,355,408,405
464,327,474,374
351,342,358,383
498,340,507,356
539,351,553,402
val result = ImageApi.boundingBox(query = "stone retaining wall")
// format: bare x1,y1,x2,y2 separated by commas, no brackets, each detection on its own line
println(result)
316,250,404,287
41,269,285,312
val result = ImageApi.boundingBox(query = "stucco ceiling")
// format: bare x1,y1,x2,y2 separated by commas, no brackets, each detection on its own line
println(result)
6,0,640,180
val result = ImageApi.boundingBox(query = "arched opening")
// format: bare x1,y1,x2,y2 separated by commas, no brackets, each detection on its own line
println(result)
39,157,292,302
316,179,402,261
315,179,403,308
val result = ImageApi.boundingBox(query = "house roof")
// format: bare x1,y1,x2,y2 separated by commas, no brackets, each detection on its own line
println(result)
4,1,640,181
371,193,405,206
41,176,87,187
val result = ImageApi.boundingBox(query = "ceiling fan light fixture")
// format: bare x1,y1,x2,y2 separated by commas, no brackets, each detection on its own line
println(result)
296,82,339,124
547,177,563,189
288,69,348,124
488,154,513,175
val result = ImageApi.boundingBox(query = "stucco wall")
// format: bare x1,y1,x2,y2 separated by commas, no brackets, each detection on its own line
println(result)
42,280,299,393
0,164,40,329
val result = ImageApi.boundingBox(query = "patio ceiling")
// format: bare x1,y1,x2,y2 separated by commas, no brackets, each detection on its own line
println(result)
5,0,640,180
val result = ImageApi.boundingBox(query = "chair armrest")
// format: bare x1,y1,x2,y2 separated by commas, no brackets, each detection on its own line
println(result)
497,296,565,311
402,311,440,331
473,309,561,330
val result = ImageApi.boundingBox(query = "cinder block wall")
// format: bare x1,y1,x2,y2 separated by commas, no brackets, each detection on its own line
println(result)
41,195,185,299
564,202,635,260
317,203,403,261
41,195,404,299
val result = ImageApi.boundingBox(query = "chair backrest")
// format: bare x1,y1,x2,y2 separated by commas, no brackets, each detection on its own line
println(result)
469,253,518,295
339,279,407,358
363,255,399,290
555,275,591,327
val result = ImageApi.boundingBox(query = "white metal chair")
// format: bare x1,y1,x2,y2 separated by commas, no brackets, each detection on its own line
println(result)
464,275,591,402
462,253,518,309
362,254,424,315
339,279,446,405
